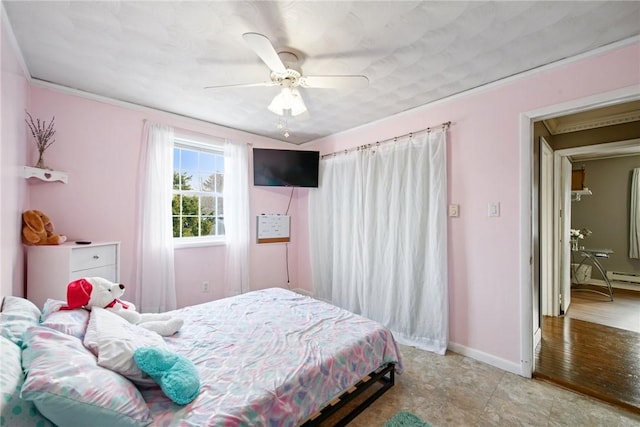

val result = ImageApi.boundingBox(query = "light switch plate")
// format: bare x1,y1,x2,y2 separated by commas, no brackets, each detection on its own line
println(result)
448,204,460,217
488,202,500,217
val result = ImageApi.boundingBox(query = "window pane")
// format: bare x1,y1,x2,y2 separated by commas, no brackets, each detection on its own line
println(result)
216,155,224,173
181,151,198,188
200,152,215,172
216,173,224,194
173,148,182,189
181,149,198,171
175,172,194,191
200,174,215,192
201,217,215,236
181,215,198,237
172,194,181,215
172,217,181,238
192,173,205,191
201,196,215,216
179,195,196,215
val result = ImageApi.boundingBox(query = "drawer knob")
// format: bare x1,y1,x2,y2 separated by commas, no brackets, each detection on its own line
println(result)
93,255,99,259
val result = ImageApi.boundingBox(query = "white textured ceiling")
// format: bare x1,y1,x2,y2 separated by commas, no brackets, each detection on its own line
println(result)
4,1,640,144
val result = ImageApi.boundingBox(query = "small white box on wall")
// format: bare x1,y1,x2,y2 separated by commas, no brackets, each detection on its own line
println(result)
257,214,290,244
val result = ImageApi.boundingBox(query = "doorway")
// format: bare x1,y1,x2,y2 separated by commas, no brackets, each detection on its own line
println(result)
529,97,640,412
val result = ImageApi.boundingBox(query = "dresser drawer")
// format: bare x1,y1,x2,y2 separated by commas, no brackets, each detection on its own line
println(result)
69,265,117,282
70,245,117,272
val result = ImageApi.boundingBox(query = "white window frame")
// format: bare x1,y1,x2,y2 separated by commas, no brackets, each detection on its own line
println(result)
172,136,225,249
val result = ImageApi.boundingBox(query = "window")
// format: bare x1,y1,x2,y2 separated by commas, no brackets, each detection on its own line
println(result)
172,138,224,243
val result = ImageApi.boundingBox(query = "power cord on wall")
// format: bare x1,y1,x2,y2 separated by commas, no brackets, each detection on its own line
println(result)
285,187,294,289
285,186,294,215
285,245,290,289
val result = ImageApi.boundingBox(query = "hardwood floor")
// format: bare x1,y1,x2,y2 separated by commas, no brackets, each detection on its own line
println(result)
534,289,640,415
567,287,640,332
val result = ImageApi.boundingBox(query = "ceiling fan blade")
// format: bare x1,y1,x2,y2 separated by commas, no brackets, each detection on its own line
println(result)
204,81,276,89
300,75,369,89
242,32,286,73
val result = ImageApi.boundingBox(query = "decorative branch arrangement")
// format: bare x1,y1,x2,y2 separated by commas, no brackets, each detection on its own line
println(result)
25,111,56,169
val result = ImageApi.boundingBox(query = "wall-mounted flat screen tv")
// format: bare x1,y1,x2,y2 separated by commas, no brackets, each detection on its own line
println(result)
253,148,320,188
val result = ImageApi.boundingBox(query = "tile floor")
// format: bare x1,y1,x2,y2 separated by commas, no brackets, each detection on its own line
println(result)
347,345,640,427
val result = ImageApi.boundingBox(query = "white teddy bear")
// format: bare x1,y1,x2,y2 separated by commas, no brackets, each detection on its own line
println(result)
62,277,183,336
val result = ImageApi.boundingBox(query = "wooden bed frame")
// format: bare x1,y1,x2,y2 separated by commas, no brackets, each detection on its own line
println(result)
301,362,396,426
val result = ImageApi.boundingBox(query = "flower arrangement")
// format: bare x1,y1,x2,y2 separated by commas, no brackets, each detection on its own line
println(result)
570,227,592,250
25,111,56,169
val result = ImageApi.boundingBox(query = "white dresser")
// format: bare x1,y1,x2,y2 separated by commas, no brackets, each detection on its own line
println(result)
27,241,120,309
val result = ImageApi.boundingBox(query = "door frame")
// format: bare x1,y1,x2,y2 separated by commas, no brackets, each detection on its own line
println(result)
540,137,555,317
540,139,639,319
519,85,640,377
558,155,572,315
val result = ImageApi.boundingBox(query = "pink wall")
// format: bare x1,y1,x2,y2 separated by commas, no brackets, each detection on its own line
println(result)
26,86,311,308
303,42,640,367
1,17,30,297
5,17,638,372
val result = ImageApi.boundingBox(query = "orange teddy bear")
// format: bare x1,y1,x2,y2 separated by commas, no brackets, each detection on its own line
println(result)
22,210,66,245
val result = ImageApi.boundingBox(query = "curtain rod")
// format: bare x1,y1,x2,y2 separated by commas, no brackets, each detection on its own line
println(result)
321,121,451,159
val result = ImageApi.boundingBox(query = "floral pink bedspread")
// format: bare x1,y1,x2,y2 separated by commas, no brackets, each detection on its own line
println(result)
143,288,403,426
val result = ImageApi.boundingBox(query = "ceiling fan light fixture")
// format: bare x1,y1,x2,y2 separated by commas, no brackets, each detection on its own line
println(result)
268,87,307,116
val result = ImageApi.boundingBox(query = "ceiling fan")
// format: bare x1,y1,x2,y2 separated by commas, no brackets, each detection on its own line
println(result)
205,32,369,118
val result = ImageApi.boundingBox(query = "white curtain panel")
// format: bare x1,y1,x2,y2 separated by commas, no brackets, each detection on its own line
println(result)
309,150,366,313
136,121,177,313
630,168,640,259
223,140,251,296
309,130,448,354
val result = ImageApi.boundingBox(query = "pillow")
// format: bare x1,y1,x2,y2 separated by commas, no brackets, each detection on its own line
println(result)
0,336,54,427
0,296,41,347
84,307,167,385
20,326,152,427
40,299,89,339
40,298,65,319
134,347,200,405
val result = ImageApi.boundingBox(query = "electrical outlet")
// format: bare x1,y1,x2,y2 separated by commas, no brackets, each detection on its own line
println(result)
202,281,209,293
448,204,459,217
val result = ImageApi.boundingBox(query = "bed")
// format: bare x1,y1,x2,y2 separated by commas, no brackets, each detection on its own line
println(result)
1,287,403,426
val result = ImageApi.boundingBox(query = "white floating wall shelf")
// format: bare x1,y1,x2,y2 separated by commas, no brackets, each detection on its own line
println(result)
571,187,592,202
23,166,68,184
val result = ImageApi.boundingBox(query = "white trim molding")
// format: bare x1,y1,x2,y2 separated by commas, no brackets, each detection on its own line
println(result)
519,84,640,378
448,342,523,376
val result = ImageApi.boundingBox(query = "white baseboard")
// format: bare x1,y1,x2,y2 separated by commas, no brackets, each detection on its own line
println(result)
607,271,640,284
447,341,524,377
575,278,640,292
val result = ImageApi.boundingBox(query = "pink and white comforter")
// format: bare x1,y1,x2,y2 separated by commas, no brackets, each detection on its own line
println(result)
143,288,403,426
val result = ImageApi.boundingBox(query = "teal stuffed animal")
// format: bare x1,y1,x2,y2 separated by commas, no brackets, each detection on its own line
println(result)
133,347,200,405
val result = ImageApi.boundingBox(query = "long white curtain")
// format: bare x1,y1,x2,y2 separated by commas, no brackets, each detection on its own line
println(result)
631,168,640,259
136,121,176,313
309,151,366,314
309,130,448,354
223,140,251,295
